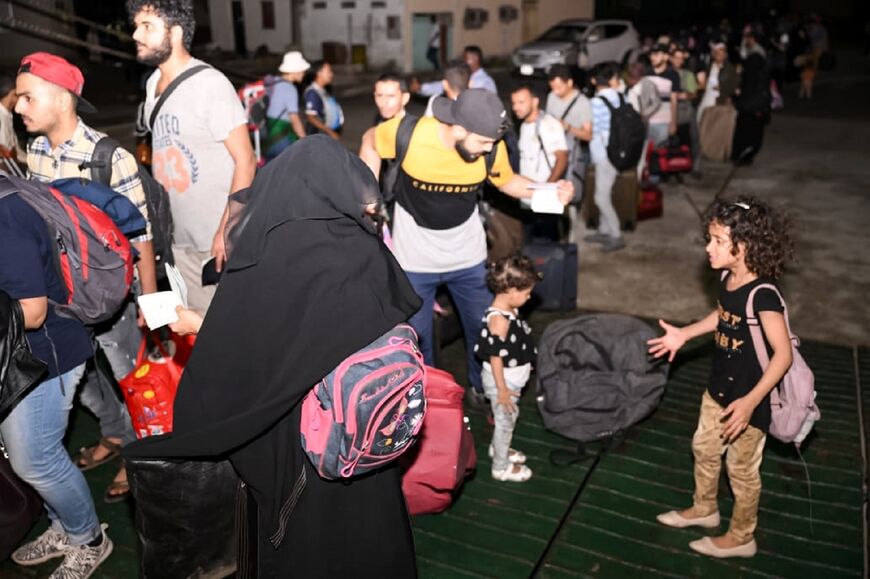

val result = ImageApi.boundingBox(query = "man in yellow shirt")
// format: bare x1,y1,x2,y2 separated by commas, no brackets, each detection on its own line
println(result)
360,89,573,397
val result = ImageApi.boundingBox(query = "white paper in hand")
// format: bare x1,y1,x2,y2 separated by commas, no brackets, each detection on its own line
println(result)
165,264,188,308
529,185,565,215
137,291,182,330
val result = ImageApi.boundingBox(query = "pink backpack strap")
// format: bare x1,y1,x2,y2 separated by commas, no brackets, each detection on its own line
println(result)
744,283,793,370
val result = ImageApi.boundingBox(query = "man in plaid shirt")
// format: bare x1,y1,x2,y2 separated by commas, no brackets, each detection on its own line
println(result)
16,52,156,503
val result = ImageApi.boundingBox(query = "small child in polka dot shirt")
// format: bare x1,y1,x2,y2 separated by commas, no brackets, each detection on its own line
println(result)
474,254,539,482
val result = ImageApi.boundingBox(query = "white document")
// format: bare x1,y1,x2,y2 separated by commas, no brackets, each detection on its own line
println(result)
165,264,188,309
529,185,565,215
137,291,182,330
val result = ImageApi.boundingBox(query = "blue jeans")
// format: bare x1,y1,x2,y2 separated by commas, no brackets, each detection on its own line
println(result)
0,364,101,545
78,296,139,446
405,262,492,393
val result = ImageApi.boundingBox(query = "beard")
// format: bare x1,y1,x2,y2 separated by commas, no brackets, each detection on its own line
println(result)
455,139,481,162
136,36,172,66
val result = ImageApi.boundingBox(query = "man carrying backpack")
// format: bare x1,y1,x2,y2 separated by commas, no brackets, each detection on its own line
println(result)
0,179,113,579
16,52,156,502
261,51,309,161
588,63,632,253
359,89,573,401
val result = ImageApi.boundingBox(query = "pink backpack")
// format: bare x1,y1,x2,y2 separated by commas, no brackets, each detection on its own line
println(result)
745,284,820,446
300,324,426,479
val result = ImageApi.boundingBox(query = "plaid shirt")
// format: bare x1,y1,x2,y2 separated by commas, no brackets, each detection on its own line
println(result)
26,119,151,242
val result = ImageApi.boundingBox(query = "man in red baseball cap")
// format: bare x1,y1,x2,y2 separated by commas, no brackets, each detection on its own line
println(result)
16,52,97,115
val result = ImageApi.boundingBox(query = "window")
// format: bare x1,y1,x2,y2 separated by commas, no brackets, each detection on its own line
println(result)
605,24,627,39
463,8,488,30
261,1,275,29
313,1,326,8
340,1,355,7
371,0,386,7
386,15,400,39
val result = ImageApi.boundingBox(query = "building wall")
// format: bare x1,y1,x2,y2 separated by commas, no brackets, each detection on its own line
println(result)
299,0,404,69
402,0,594,72
206,0,295,54
0,0,79,66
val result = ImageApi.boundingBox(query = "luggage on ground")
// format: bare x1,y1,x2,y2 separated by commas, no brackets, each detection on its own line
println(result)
581,166,640,231
0,174,134,325
300,324,426,480
400,367,477,515
637,182,663,221
536,314,669,443
522,243,578,312
127,458,238,579
120,332,194,439
647,139,693,175
0,453,43,562
699,104,737,162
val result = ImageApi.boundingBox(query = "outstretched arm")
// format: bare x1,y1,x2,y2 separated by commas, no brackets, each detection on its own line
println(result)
647,310,719,362
358,127,381,177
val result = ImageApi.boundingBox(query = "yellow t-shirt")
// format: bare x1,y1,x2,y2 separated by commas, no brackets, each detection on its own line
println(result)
375,115,514,230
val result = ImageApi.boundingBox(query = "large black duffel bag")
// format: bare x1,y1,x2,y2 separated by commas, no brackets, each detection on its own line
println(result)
127,458,238,579
536,314,669,443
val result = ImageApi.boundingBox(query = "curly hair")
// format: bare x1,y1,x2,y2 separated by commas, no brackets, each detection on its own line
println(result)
486,253,541,294
127,0,196,51
703,195,793,279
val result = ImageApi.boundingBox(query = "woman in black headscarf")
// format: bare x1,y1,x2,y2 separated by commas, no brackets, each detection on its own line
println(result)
126,136,422,577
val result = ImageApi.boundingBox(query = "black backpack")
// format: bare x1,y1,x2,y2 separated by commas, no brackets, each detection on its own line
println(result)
597,93,646,171
85,137,174,274
536,314,669,444
382,114,500,205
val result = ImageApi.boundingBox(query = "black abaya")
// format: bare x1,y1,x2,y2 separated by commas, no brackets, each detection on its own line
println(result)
125,136,421,577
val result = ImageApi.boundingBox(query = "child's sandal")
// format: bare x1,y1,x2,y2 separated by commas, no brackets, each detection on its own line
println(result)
488,445,527,465
491,464,532,482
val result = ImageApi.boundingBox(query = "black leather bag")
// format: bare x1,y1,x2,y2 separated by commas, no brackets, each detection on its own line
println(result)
0,452,44,561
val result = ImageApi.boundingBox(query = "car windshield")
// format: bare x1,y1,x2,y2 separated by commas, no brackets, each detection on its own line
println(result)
536,25,586,43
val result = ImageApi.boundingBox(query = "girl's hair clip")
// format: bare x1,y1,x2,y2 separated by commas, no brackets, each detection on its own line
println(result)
732,202,751,210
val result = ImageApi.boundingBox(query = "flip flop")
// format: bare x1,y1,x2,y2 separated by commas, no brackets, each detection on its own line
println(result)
76,437,122,471
103,478,130,504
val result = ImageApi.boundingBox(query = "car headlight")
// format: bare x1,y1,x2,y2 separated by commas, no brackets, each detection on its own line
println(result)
548,50,563,58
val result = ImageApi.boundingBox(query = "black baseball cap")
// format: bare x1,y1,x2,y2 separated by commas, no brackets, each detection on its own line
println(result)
432,88,509,139
651,43,670,54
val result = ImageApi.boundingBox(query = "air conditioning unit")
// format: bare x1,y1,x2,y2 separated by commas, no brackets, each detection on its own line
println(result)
498,5,518,23
463,8,488,30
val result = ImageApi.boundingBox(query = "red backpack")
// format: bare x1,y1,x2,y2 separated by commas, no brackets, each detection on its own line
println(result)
0,174,133,325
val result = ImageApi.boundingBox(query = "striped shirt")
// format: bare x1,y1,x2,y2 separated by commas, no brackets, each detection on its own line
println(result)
26,119,151,242
590,88,622,164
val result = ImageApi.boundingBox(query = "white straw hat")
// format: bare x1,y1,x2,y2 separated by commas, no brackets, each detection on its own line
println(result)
279,51,311,74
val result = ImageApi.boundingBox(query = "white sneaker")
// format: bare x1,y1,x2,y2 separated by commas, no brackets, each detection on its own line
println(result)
491,464,533,482
11,526,70,566
488,445,527,465
689,536,757,558
656,510,720,529
48,523,113,579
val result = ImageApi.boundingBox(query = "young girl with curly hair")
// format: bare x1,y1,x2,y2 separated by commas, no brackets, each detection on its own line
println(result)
647,195,794,558
474,254,539,482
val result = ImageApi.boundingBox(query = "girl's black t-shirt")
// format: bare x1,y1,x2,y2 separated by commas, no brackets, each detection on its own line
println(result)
474,307,537,367
708,274,784,432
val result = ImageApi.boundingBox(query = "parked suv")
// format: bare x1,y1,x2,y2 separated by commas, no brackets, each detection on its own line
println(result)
512,19,639,76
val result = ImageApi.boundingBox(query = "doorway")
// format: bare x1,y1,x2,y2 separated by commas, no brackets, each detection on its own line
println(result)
412,13,453,71
232,1,246,55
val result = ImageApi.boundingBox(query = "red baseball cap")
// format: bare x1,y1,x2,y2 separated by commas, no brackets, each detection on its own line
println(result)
18,52,97,113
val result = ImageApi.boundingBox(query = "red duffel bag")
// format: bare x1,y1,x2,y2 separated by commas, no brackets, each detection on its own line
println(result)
400,366,477,515
120,332,194,439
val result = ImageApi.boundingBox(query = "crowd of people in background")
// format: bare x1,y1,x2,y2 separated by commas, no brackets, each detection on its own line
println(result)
0,0,837,576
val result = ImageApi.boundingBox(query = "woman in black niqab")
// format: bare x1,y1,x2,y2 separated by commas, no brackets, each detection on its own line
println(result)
125,136,422,577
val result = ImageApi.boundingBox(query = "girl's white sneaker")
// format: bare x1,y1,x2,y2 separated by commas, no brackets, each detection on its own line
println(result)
488,445,527,464
491,464,532,482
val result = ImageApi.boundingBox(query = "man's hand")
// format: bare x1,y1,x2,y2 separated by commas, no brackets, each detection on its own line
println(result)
720,396,758,442
169,306,203,336
555,179,574,205
211,226,227,272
